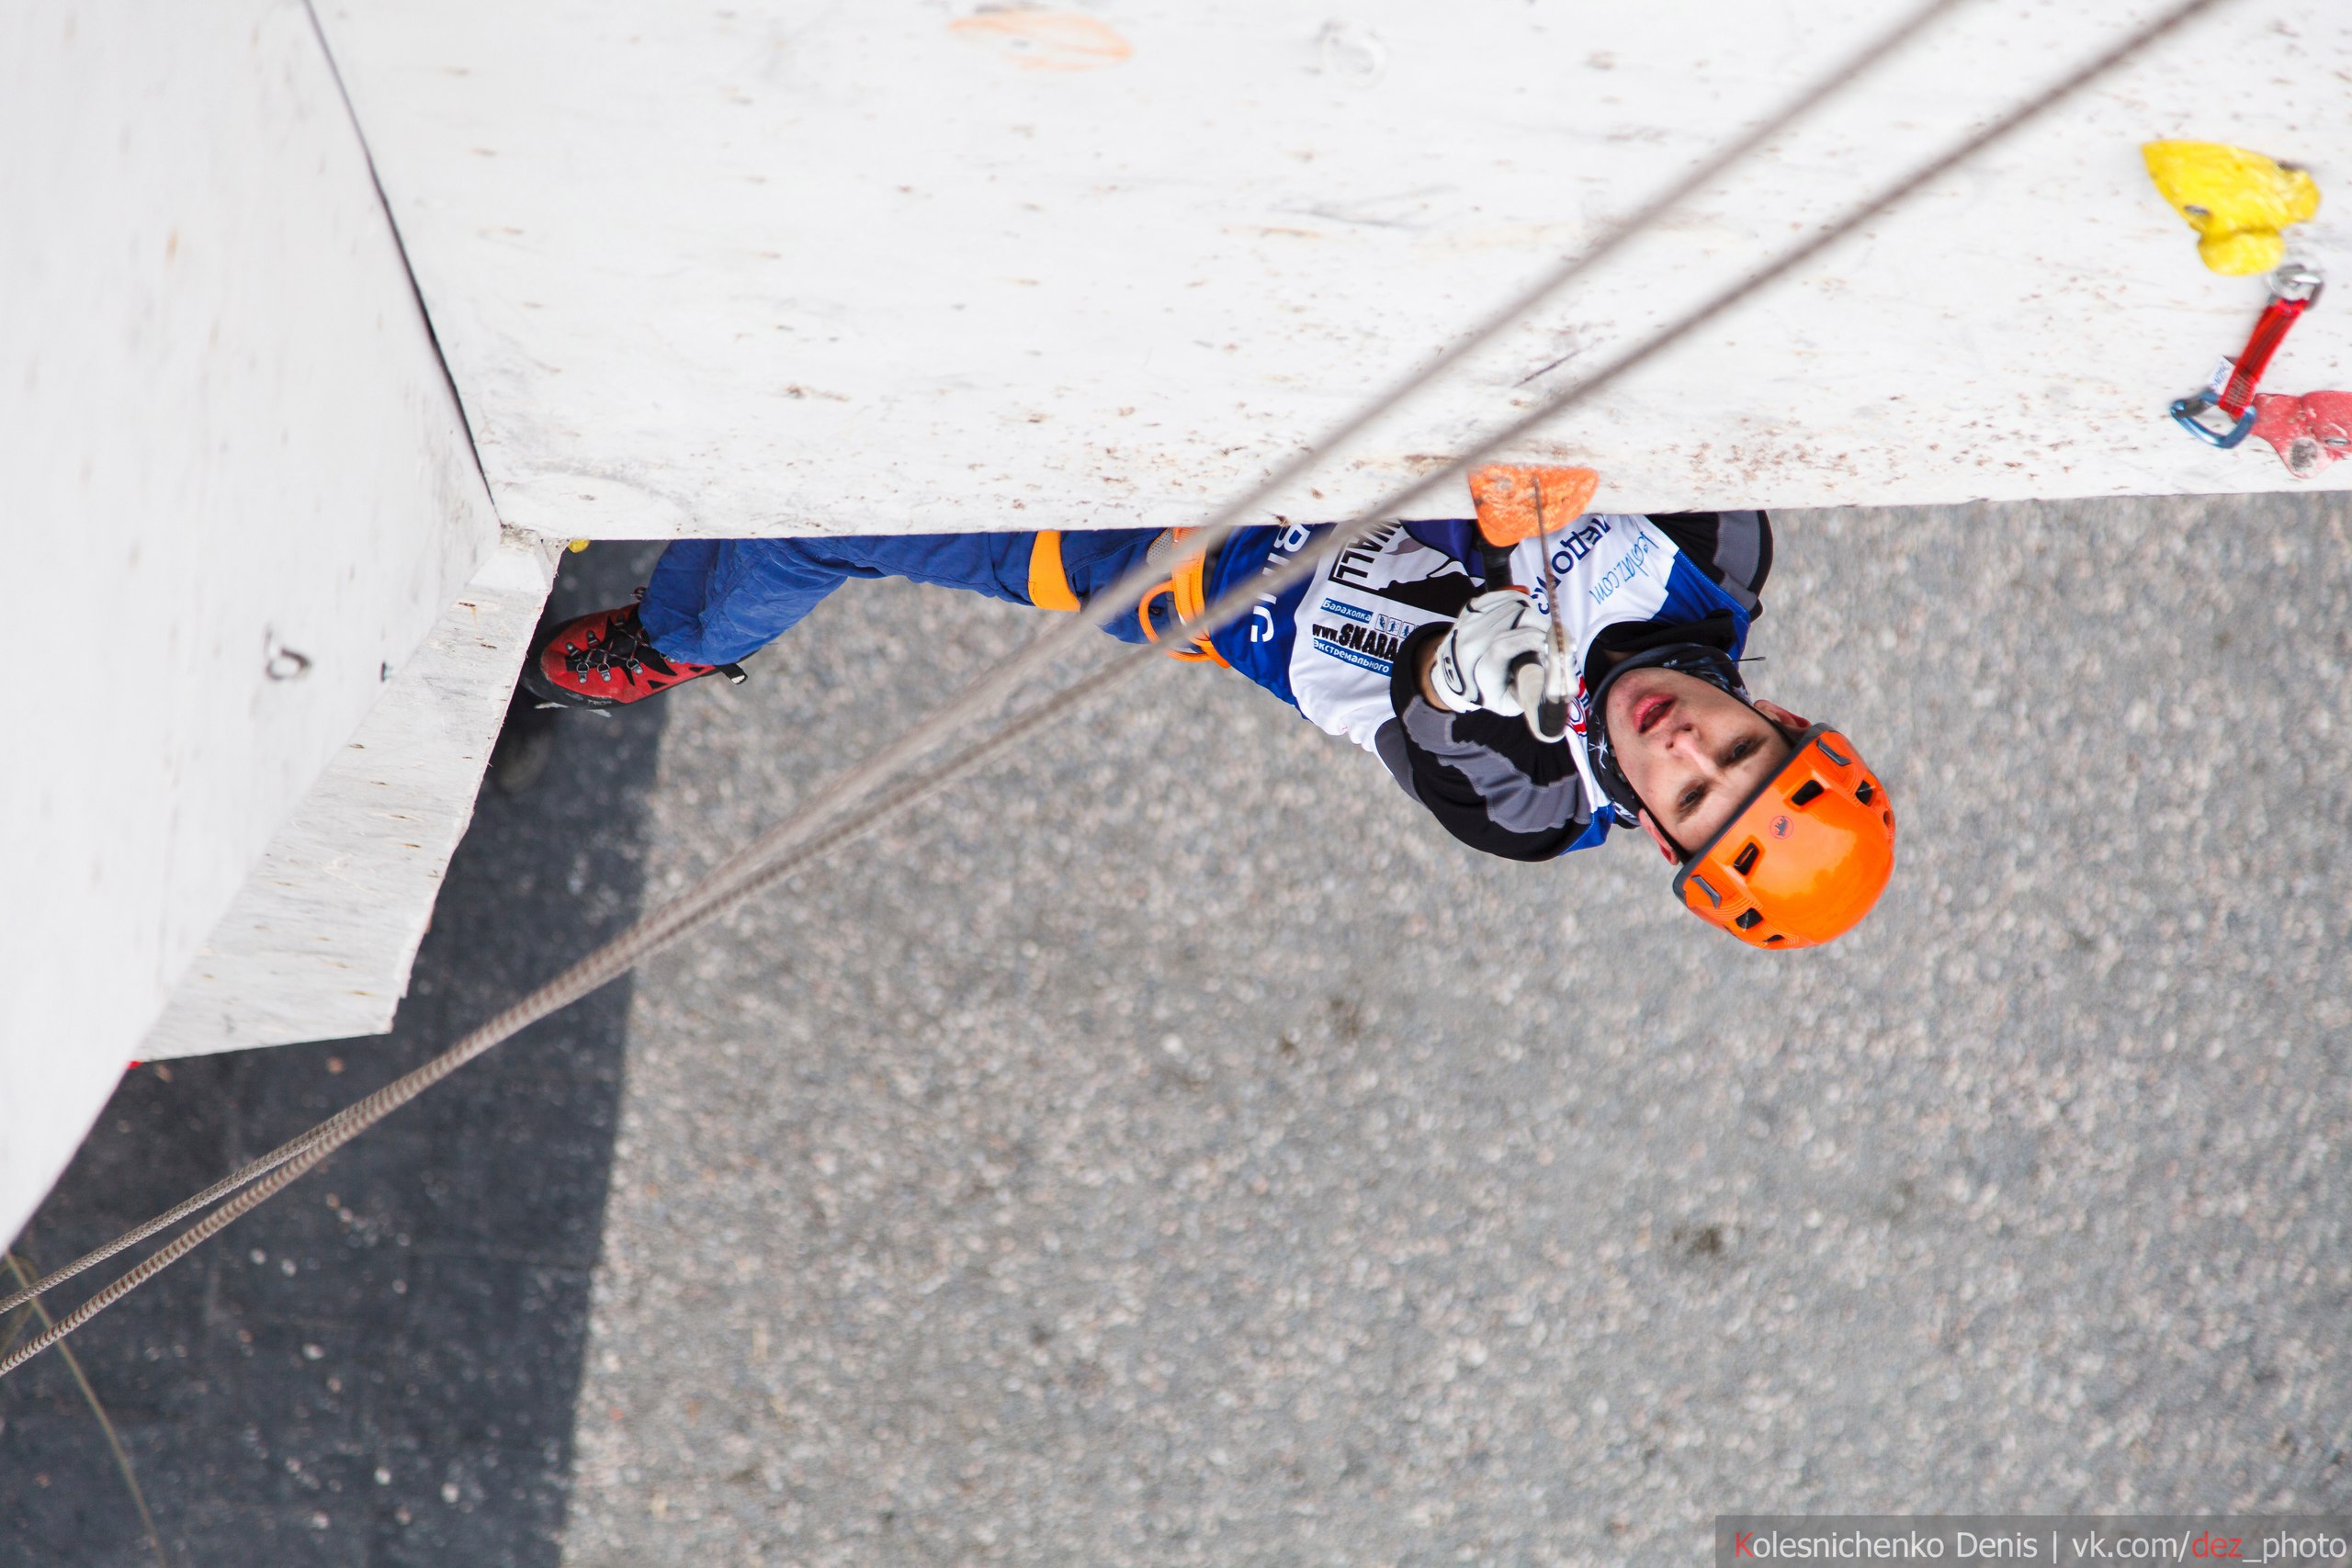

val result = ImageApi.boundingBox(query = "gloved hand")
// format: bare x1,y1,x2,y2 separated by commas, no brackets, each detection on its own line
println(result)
1429,590,1548,716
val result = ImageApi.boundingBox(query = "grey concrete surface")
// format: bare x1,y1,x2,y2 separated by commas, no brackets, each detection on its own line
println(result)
561,497,2352,1566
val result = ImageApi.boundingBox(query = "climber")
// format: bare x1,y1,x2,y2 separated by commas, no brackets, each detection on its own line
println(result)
524,480,1894,947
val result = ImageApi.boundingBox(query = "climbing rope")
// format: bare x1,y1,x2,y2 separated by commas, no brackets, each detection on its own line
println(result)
6,0,1965,1326
0,0,2232,1379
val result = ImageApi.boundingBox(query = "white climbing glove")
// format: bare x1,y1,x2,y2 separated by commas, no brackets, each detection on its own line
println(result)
1429,591,1548,716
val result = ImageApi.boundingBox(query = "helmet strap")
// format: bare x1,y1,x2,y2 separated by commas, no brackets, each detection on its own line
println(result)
1632,807,1687,864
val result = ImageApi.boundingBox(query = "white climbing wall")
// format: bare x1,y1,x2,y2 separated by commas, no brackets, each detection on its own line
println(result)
311,0,2351,539
140,528,560,1060
9,0,2349,1250
0,1,512,1247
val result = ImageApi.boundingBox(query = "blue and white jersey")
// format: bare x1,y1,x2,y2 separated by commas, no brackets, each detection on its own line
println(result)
1206,512,1770,860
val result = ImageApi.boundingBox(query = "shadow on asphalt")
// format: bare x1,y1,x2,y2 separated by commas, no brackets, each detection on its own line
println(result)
1,544,671,1568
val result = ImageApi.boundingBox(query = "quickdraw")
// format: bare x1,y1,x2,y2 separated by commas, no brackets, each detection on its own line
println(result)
1466,465,1599,743
2170,264,2324,447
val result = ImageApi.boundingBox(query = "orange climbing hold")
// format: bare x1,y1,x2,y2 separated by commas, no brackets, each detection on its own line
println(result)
1465,464,1600,547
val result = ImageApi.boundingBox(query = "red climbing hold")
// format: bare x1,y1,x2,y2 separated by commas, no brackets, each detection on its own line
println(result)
2250,390,2352,478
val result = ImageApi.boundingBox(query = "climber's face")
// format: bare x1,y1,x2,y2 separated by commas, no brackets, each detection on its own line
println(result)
1603,670,1799,854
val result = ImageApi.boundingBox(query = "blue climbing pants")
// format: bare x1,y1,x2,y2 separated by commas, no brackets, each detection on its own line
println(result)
638,530,1169,666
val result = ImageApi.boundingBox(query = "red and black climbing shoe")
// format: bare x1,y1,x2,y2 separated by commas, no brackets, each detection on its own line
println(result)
522,602,747,709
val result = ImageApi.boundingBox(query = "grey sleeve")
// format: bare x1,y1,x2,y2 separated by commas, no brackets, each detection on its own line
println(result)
1386,697,1593,863
1373,717,1422,804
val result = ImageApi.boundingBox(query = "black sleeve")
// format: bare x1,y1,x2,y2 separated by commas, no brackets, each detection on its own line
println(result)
1376,624,1591,862
1645,511,1773,613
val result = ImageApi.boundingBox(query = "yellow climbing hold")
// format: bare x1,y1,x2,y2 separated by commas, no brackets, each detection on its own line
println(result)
2143,141,2320,276
568,539,593,553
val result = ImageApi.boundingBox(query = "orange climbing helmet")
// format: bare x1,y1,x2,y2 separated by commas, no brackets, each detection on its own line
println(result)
1585,644,1894,948
1670,724,1895,950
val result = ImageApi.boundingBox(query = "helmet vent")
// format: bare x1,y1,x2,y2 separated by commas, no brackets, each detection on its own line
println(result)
1765,934,1786,944
1854,781,1876,805
1735,908,1764,931
1732,843,1760,875
1789,780,1826,807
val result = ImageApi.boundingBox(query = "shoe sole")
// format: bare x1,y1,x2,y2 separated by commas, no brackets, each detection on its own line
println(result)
520,639,636,709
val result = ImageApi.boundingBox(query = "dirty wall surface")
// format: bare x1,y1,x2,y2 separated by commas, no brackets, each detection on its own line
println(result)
314,0,2352,537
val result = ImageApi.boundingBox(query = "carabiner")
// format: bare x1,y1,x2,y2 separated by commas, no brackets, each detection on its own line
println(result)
2169,390,2258,448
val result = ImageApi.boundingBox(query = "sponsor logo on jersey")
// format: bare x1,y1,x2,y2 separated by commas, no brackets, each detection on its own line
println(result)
1586,529,1660,606
1546,516,1615,576
1250,521,1317,643
1310,601,1411,673
1328,525,1402,588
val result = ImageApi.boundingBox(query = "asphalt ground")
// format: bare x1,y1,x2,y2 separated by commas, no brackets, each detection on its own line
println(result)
0,545,673,1567
563,495,2352,1564
5,498,2349,1566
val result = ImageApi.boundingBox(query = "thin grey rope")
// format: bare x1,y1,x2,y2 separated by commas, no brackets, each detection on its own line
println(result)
0,670,1125,1376
0,0,2228,1375
430,0,1982,938
0,0,1958,1325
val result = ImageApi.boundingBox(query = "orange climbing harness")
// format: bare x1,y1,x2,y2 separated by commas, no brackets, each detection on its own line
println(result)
1135,530,1229,666
1027,528,1227,665
1025,530,1084,612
